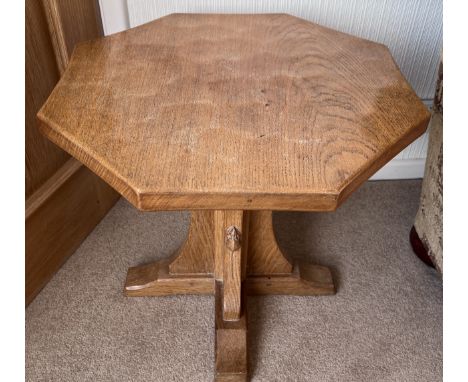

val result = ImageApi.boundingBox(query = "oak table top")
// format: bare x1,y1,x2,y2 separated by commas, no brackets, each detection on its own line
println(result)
37,14,430,382
38,13,429,212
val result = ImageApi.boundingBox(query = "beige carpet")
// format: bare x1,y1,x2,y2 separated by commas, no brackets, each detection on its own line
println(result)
26,180,442,382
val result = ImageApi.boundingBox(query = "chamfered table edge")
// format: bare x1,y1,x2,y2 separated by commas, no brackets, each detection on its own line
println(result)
36,112,429,212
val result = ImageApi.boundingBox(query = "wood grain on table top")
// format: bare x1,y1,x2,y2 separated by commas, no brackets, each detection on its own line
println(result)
38,13,430,211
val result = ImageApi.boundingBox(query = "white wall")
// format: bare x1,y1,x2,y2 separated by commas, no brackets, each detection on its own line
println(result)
99,0,443,180
98,0,130,35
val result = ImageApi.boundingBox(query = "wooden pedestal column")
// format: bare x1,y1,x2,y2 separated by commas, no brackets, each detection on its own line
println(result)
124,210,335,381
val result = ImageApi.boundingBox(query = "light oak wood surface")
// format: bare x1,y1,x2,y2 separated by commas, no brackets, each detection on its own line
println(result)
37,13,428,381
247,210,293,275
215,282,248,382
37,13,429,211
168,209,215,274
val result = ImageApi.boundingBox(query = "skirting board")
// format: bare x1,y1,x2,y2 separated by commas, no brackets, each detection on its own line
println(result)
370,158,426,180
26,158,120,306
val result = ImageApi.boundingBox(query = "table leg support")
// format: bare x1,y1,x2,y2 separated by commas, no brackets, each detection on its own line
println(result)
124,260,214,296
124,210,216,296
215,281,248,382
214,211,249,380
124,209,335,381
246,210,335,295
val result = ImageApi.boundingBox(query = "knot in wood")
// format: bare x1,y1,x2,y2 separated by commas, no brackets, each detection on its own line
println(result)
225,226,241,253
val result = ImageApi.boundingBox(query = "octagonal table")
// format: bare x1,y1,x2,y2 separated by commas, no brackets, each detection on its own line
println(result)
38,13,430,381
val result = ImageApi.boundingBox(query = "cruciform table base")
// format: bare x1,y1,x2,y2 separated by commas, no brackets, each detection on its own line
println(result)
124,210,335,381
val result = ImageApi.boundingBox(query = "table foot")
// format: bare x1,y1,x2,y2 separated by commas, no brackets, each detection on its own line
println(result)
246,261,334,295
124,260,214,296
124,210,217,296
215,282,248,382
246,210,335,295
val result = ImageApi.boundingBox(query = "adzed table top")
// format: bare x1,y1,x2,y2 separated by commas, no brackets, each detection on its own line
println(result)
38,13,429,211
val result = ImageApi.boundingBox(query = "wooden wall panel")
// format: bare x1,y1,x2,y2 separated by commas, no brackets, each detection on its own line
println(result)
25,0,69,197
26,0,105,197
26,159,118,305
58,0,104,56
26,0,119,305
43,0,104,73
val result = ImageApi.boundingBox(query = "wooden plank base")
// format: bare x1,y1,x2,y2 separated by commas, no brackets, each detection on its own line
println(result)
246,261,335,296
124,210,335,381
125,260,214,297
125,261,334,297
215,282,248,382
